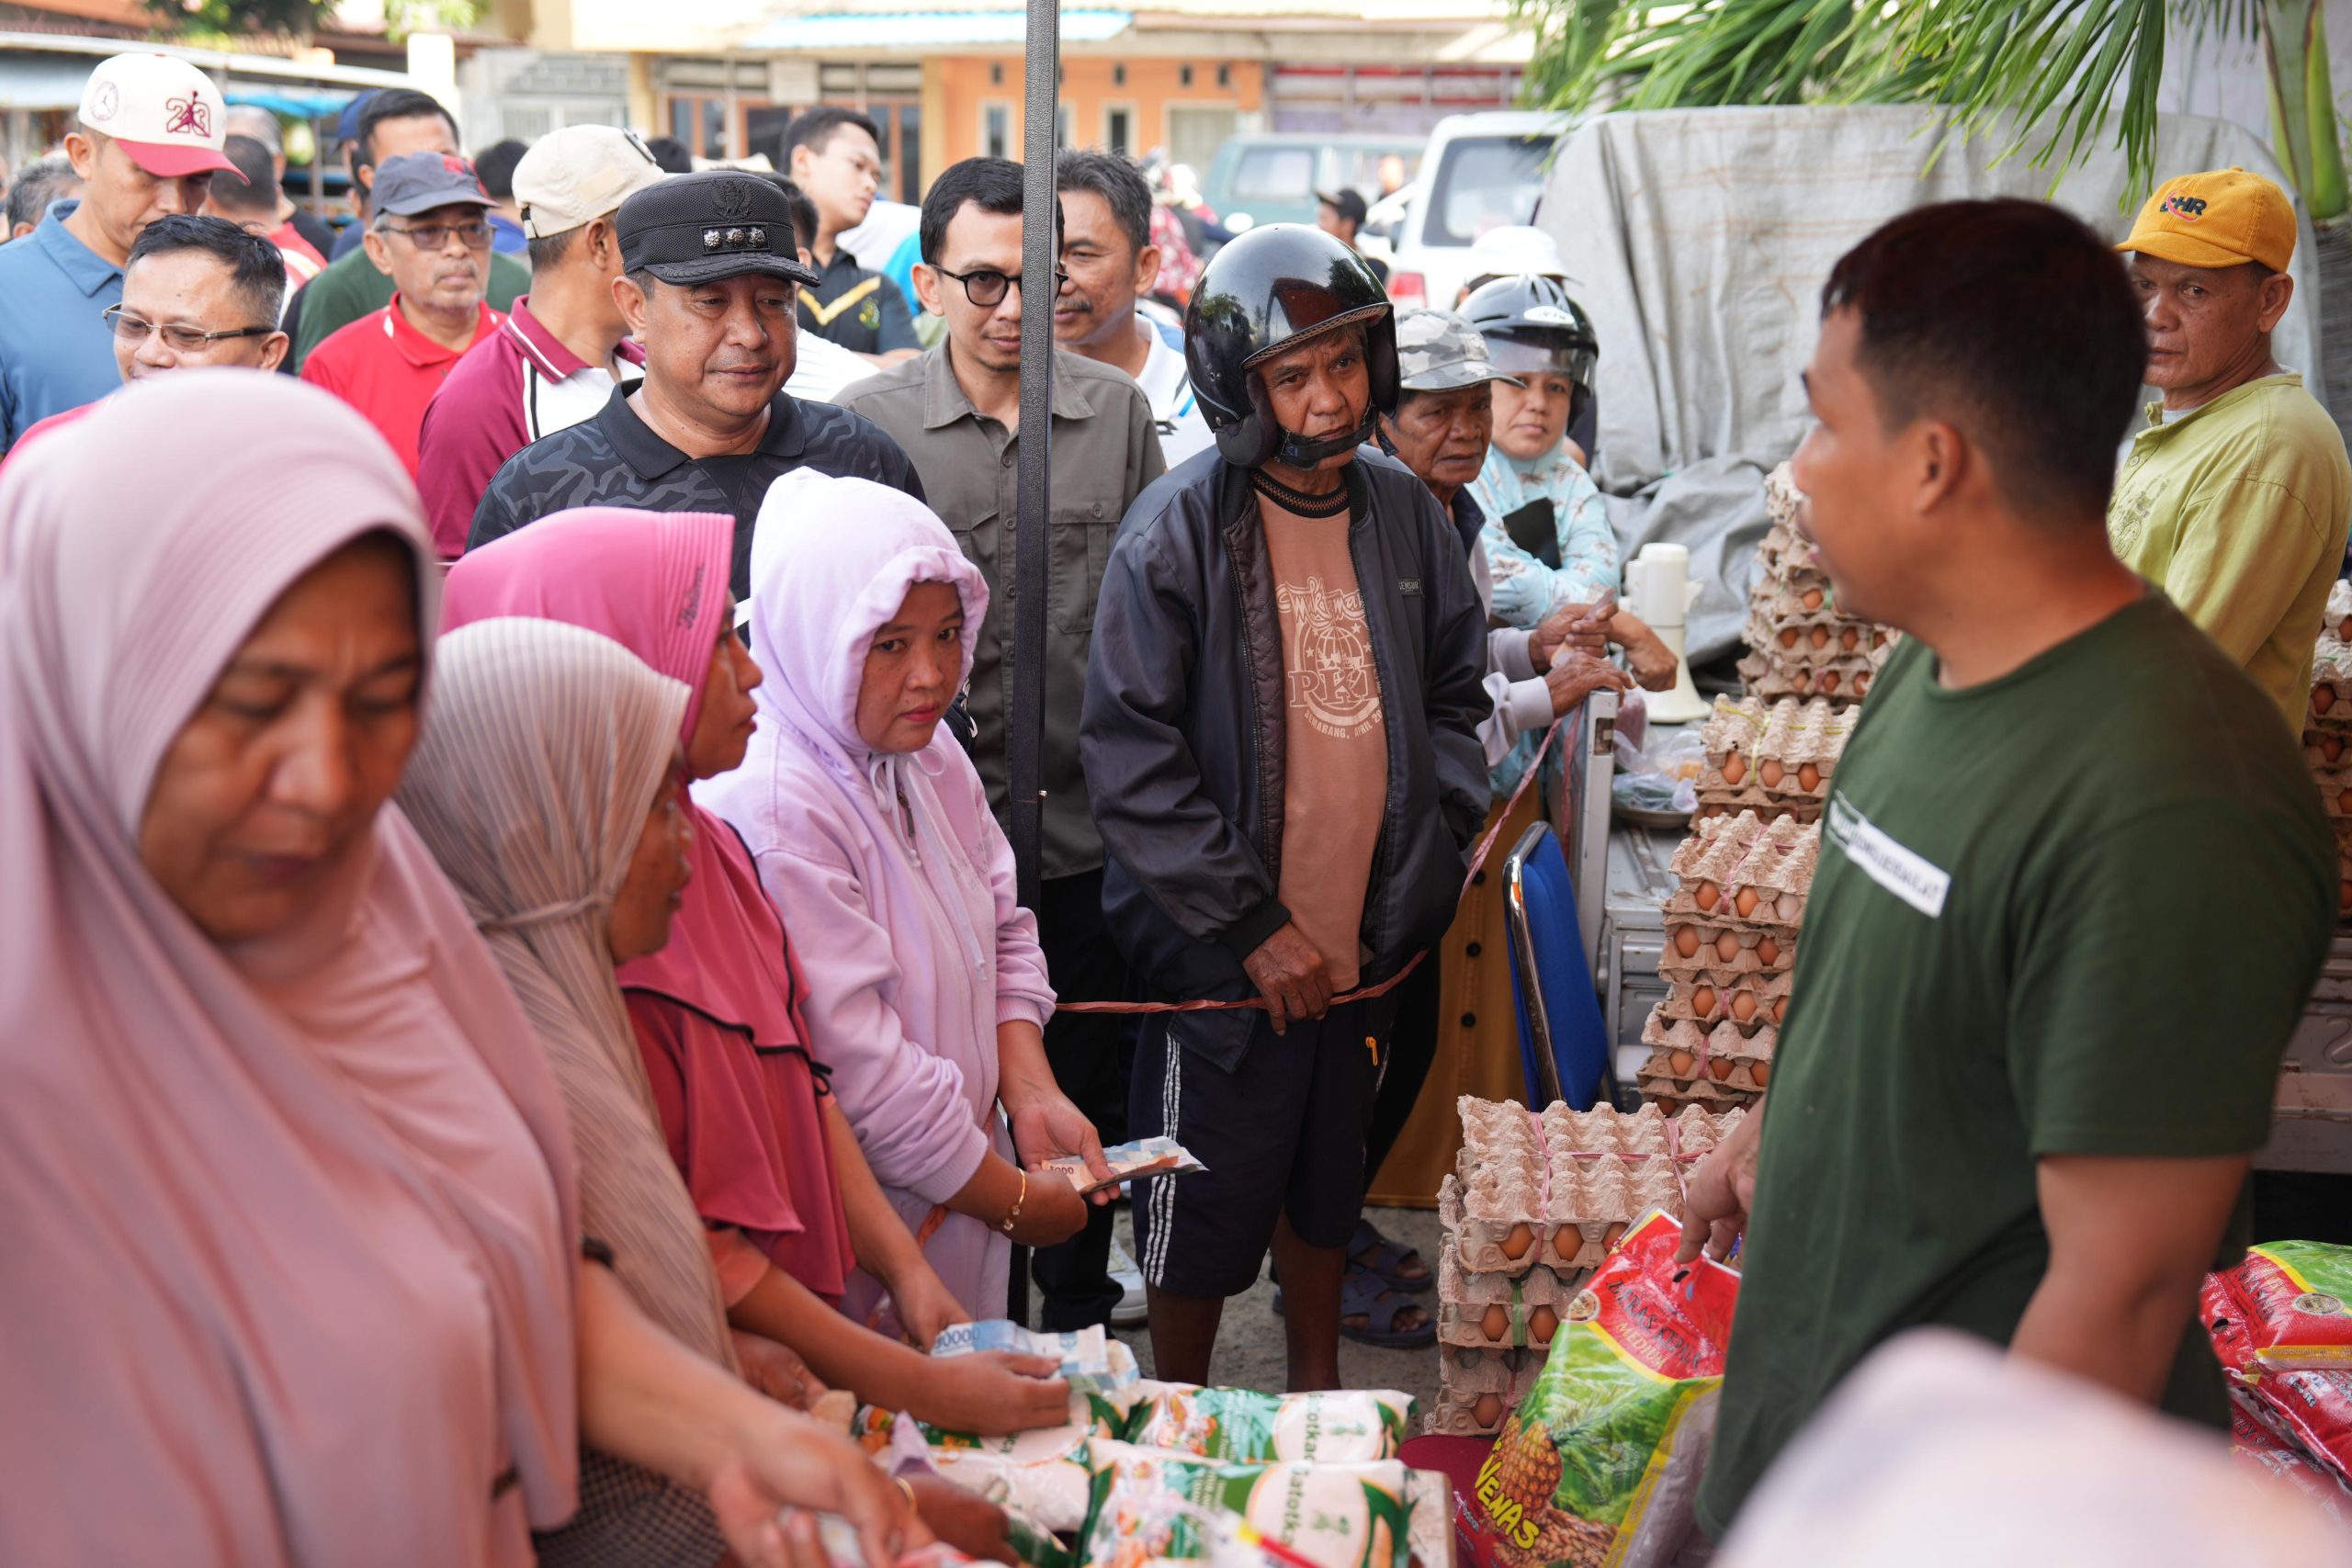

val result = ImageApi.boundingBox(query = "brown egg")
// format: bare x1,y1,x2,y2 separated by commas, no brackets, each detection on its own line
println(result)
1777,627,1799,649
2324,736,2345,763
1710,1057,1736,1081
1673,926,1701,958
1751,1062,1771,1088
1791,670,1812,693
1797,762,1821,791
1722,753,1747,785
2339,617,2351,641
1820,671,1842,694
1735,886,1761,919
1690,987,1719,1019
2336,787,2352,817
1714,931,1741,963
1872,630,1888,649
1808,626,1830,649
1527,1305,1559,1344
1500,1223,1534,1259
1851,671,1870,697
1654,1097,1681,1114
1756,936,1781,966
1668,1049,1695,1076
1603,1222,1628,1250
1695,880,1721,911
1480,1303,1511,1341
1729,991,1758,1022
1555,1224,1583,1257
1772,997,1789,1024
1473,1393,1504,1427
2319,685,2338,715
1840,626,1860,651
1777,893,1803,922
1801,589,1824,610
1758,759,1784,788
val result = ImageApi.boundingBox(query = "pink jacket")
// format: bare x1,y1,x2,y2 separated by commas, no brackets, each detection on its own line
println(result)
696,468,1053,1317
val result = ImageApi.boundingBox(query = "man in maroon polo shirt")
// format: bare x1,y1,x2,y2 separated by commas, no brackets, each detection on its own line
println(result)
300,151,501,478
417,126,669,558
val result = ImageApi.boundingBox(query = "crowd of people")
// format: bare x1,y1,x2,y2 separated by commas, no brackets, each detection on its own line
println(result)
6,40,2352,1568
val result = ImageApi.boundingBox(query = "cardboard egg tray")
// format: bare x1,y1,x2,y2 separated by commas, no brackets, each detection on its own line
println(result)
1643,1011,1775,1077
2309,637,2352,731
1641,1066,1764,1113
1658,971,1792,1032
1447,1101,1736,1274
1661,811,1818,931
1435,1245,1575,1352
1659,921,1795,979
1742,608,1889,666
1736,648,1884,703
1428,1347,1544,1437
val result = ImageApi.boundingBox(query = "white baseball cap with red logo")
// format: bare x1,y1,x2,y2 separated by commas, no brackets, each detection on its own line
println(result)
78,53,239,179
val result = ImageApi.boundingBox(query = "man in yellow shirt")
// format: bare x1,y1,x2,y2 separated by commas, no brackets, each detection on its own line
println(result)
2109,166,2350,724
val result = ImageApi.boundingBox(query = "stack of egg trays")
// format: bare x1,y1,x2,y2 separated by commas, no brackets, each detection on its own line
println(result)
2309,580,2352,923
1736,463,1896,705
1692,695,1854,826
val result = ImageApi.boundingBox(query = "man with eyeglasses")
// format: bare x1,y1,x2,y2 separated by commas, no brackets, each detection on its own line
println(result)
468,169,922,595
300,152,502,479
5,214,287,468
838,155,1165,1337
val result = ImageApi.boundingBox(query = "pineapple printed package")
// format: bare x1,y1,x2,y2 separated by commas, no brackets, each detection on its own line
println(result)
1080,1443,1413,1568
1472,1212,1739,1568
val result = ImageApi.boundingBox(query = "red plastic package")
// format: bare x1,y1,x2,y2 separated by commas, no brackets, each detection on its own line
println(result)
2206,1242,2352,1371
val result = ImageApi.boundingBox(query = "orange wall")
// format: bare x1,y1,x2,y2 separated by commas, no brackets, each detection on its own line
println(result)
932,54,1265,172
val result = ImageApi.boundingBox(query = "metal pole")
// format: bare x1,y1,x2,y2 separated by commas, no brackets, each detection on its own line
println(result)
1010,0,1057,914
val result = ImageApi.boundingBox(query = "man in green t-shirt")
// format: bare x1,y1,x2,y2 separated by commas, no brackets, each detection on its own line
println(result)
2106,166,2351,726
1682,198,2335,1538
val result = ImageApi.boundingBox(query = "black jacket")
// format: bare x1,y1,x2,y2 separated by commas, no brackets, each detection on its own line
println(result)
1080,447,1490,1069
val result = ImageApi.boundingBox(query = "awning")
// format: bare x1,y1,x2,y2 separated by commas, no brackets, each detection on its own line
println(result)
740,7,1130,50
225,88,360,119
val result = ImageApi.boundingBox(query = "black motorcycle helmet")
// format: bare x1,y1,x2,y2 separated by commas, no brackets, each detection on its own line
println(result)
1184,223,1399,469
1462,274,1598,425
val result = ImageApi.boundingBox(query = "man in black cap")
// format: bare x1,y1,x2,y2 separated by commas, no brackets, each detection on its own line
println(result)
469,168,922,592
1316,187,1387,287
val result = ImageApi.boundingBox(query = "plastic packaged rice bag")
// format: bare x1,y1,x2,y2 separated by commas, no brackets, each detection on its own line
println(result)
931,1319,1140,1393
1080,1441,1412,1568
1120,1382,1416,1464
1472,1211,1738,1568
2206,1242,2352,1371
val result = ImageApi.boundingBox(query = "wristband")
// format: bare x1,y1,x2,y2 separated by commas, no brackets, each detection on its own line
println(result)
1001,1168,1027,1235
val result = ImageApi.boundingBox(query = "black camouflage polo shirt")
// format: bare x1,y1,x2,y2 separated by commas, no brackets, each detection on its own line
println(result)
468,385,924,597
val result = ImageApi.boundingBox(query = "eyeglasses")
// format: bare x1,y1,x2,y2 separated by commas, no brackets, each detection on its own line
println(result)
102,305,277,352
932,265,1070,308
379,220,493,252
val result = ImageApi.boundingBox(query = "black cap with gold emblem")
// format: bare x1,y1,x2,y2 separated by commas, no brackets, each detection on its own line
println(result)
616,169,820,288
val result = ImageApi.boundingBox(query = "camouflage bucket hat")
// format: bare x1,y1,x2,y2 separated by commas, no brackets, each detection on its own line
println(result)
1395,308,1524,392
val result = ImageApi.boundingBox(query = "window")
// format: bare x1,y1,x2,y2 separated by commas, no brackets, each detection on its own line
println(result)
1105,106,1132,157
667,96,728,160
1057,103,1072,149
1180,63,1193,87
1232,145,1315,206
1424,135,1553,247
1113,63,1125,86
1216,63,1230,88
990,62,1004,86
1167,106,1235,172
983,102,1011,160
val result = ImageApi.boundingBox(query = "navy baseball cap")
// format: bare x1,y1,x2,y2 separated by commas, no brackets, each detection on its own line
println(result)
616,170,820,288
1317,187,1370,226
371,152,494,217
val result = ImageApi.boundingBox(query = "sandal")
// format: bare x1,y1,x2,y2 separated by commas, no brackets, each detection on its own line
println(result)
1272,1274,1438,1349
1349,1217,1433,1293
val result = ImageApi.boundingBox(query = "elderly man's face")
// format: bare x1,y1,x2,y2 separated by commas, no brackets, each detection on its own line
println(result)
617,271,797,428
1385,382,1494,498
1256,322,1369,471
365,199,490,321
2130,253,2293,406
114,248,287,381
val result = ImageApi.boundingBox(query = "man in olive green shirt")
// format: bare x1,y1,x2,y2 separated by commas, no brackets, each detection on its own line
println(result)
2107,166,2351,725
1681,198,2334,1539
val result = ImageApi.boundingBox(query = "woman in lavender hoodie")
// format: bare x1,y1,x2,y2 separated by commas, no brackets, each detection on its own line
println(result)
700,470,1106,1319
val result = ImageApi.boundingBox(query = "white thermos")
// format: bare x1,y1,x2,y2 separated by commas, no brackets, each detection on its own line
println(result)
1623,542,1709,724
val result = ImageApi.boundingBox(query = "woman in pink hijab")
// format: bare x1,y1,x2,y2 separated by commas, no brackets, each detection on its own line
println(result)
0,374,909,1568
445,508,1074,1437
701,470,1112,1322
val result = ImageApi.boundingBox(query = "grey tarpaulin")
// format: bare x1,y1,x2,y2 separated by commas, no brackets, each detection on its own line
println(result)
1544,105,2323,663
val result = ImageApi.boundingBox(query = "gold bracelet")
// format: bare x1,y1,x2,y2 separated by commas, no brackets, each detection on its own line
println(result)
1001,1168,1027,1235
894,1475,919,1517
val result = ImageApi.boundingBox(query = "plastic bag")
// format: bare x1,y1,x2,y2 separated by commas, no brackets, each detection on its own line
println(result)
1119,1382,1416,1464
1472,1211,1739,1568
1080,1442,1412,1568
2207,1242,2352,1371
1611,724,1703,816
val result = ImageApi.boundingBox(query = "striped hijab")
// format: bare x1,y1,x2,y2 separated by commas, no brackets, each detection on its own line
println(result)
396,617,733,1368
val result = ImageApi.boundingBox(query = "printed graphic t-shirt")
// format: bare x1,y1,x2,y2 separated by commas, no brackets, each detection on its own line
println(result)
1694,592,2335,1536
1261,492,1388,992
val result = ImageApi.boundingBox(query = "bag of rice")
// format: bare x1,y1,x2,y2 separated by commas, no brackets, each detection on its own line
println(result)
1080,1441,1412,1568
1120,1382,1416,1464
1472,1210,1738,1568
850,1394,1129,1531
2207,1242,2352,1371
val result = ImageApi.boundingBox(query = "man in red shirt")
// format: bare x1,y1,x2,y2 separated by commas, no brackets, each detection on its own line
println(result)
207,133,323,294
417,125,666,557
300,151,500,476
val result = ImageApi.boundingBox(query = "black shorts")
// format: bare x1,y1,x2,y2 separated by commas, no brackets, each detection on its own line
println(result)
1128,998,1383,1298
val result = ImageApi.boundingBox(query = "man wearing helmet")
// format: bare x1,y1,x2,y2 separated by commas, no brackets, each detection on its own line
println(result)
1464,275,1619,626
1080,225,1489,1389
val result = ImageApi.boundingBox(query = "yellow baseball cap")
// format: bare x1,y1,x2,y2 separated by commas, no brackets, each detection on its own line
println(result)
2115,167,2298,272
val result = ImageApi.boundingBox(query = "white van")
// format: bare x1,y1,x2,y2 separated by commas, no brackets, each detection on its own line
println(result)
1385,109,1573,311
